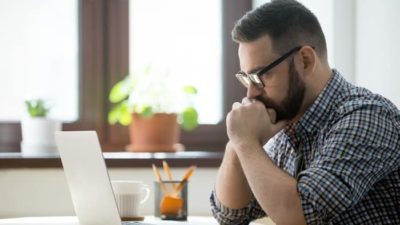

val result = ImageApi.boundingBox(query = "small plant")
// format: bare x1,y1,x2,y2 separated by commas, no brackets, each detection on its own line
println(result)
108,66,199,131
25,99,49,117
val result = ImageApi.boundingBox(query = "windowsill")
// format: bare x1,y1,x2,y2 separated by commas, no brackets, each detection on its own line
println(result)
0,151,223,169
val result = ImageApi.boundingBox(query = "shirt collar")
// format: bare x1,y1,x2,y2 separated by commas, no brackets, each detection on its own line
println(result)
284,69,345,149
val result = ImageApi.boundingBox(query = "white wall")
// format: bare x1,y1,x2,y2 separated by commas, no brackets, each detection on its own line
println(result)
0,168,218,218
355,0,400,108
333,0,356,83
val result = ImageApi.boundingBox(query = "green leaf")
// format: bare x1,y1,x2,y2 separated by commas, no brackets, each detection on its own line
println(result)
180,106,198,130
109,77,133,103
119,110,132,125
183,85,197,95
108,101,132,125
108,106,120,124
25,99,49,117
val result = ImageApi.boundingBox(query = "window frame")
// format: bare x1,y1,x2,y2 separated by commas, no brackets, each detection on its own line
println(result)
0,0,250,152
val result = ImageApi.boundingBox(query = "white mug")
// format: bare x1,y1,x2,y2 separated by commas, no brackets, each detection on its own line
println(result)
111,180,150,219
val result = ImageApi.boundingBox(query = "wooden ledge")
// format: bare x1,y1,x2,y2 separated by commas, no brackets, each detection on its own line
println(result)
0,151,223,169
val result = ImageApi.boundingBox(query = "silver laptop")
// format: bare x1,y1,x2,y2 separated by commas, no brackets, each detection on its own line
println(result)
55,131,154,225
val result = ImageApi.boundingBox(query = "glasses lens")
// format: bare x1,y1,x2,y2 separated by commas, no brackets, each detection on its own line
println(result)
236,73,250,88
249,74,263,86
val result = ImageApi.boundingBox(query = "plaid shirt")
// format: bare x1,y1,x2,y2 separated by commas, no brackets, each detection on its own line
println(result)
210,69,400,225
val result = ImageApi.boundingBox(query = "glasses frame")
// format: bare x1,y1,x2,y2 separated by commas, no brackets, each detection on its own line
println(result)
236,46,303,88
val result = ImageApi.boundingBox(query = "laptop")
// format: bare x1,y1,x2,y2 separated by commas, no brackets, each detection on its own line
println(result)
55,131,176,225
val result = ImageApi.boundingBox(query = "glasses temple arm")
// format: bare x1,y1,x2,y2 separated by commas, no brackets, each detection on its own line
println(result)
257,46,302,75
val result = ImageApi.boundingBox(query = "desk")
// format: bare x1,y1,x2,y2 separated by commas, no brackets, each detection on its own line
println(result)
0,216,273,225
0,216,213,225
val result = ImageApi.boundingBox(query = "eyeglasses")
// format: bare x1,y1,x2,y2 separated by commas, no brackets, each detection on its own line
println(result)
235,46,302,88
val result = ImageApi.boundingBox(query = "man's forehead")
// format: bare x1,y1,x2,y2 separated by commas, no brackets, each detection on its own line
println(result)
238,35,275,73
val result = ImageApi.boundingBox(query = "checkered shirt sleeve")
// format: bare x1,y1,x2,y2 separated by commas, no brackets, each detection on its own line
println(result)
210,190,266,225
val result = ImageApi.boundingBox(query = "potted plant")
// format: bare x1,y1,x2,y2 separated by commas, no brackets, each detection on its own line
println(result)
20,99,61,154
108,67,199,152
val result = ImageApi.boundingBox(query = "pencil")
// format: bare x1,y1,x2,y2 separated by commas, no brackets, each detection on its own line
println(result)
173,165,196,194
163,160,177,189
152,164,170,195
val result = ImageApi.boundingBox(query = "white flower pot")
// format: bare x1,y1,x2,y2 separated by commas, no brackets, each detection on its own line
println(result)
20,117,61,155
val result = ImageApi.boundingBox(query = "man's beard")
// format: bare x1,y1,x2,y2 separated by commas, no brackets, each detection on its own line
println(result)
256,59,306,122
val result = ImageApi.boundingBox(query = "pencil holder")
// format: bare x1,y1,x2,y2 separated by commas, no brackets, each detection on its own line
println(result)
154,180,188,221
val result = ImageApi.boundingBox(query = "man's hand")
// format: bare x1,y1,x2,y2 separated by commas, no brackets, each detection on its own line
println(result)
226,98,306,225
226,98,287,148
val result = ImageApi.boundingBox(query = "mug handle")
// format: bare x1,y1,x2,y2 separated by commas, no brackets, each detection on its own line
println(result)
141,185,150,204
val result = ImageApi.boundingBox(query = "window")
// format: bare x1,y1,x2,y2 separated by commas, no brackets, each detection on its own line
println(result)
0,0,79,122
0,0,250,152
104,1,250,151
130,0,223,124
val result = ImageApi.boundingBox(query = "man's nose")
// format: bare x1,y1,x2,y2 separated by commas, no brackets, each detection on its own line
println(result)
246,82,263,98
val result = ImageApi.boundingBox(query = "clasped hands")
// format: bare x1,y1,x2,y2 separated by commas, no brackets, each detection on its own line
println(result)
226,97,288,149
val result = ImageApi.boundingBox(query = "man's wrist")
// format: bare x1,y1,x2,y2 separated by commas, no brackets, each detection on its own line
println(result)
235,139,262,154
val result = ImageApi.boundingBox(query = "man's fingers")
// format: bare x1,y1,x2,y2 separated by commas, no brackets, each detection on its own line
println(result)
232,102,242,110
266,108,277,124
242,97,257,105
241,97,250,104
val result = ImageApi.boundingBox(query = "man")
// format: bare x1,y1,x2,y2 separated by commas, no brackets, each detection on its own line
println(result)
210,0,400,224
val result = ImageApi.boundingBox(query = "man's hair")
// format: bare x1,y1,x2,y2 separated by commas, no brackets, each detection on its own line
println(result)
232,0,327,59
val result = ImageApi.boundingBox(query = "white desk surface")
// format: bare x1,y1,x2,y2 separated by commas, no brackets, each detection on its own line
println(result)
0,216,235,225
0,216,272,225
0,216,214,225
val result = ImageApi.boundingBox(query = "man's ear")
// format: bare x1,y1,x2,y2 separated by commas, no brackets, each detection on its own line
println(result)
295,46,316,76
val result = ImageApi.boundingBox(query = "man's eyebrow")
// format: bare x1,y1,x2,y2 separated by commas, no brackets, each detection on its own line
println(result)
241,66,265,75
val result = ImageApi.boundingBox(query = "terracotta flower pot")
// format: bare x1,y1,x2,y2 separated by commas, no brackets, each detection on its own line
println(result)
126,113,181,152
